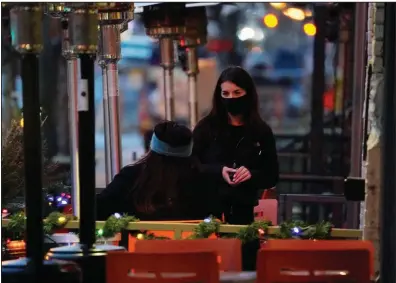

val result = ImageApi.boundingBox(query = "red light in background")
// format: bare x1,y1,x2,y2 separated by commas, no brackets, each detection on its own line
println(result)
206,39,233,53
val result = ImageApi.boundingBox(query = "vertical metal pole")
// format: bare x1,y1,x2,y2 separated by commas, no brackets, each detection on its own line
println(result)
62,19,81,219
78,54,97,249
310,5,326,174
380,3,396,282
106,62,122,175
98,4,134,181
143,3,186,122
10,3,44,278
347,3,368,229
188,72,198,128
160,37,176,121
68,6,99,249
101,65,112,184
179,6,207,129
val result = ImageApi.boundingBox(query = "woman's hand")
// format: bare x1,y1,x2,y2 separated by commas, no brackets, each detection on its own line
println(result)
233,166,252,184
222,166,237,185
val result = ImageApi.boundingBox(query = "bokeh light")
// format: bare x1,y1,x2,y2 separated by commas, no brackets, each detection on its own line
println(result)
263,14,279,28
270,3,286,10
303,23,316,36
283,8,305,21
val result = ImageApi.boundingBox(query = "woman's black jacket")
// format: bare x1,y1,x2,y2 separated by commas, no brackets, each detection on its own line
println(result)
96,162,210,221
192,116,279,208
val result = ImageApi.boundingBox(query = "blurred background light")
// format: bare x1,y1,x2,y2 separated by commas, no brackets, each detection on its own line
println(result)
238,27,255,41
270,3,287,10
263,13,279,28
303,23,316,36
283,8,305,21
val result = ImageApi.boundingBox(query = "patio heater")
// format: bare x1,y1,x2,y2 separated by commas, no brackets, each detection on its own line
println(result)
142,3,187,121
178,6,208,129
46,3,80,219
46,4,125,283
97,3,134,184
1,3,81,283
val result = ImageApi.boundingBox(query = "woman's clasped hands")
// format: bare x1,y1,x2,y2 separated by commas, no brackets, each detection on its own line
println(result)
222,166,252,186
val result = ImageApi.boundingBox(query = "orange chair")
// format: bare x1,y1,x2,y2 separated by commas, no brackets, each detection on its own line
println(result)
106,251,219,283
254,199,278,224
135,239,242,271
257,240,373,283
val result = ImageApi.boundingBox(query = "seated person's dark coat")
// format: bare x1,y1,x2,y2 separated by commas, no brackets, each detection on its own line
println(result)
96,162,209,221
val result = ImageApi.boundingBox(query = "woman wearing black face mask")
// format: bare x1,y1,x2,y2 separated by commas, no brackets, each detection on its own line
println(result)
193,66,279,225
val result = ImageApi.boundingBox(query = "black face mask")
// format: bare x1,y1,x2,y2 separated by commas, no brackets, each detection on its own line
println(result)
221,95,249,116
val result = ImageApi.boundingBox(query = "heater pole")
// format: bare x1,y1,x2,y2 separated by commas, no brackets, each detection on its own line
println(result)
46,5,127,283
9,3,44,279
3,4,83,283
178,6,208,129
62,19,81,219
160,37,176,120
98,4,134,181
143,3,187,122
10,3,44,274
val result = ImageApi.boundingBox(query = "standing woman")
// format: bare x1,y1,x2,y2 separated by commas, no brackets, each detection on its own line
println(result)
193,66,279,225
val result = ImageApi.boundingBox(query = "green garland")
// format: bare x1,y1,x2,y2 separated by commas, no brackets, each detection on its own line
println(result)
5,212,332,243
142,218,332,242
5,212,137,239
5,211,75,235
97,214,139,238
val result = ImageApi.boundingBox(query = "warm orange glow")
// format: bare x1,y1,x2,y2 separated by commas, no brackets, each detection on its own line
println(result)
263,13,278,28
7,240,26,250
305,10,313,17
283,7,305,21
270,3,286,10
303,23,316,36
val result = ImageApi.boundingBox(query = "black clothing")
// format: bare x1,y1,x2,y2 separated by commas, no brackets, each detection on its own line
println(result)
96,163,207,221
192,116,279,224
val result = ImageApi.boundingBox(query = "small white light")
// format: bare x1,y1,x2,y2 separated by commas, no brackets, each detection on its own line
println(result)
114,213,121,219
61,200,67,205
57,197,62,202
238,27,255,41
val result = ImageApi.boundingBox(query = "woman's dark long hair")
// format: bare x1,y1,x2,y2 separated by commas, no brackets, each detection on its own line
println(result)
208,66,265,129
130,121,196,214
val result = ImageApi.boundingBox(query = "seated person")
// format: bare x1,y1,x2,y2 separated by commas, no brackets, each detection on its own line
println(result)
96,121,209,221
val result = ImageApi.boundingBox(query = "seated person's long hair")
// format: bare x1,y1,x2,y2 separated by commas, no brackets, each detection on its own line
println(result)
130,121,197,214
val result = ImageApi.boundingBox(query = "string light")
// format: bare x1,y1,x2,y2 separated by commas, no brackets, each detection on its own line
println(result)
58,216,66,224
136,233,144,240
97,229,104,236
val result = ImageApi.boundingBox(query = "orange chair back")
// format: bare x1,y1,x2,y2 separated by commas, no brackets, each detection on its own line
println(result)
257,240,373,283
106,251,219,283
135,239,242,271
262,240,374,276
254,199,278,224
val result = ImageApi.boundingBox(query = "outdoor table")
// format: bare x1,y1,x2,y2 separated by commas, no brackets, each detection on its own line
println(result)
128,271,257,283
